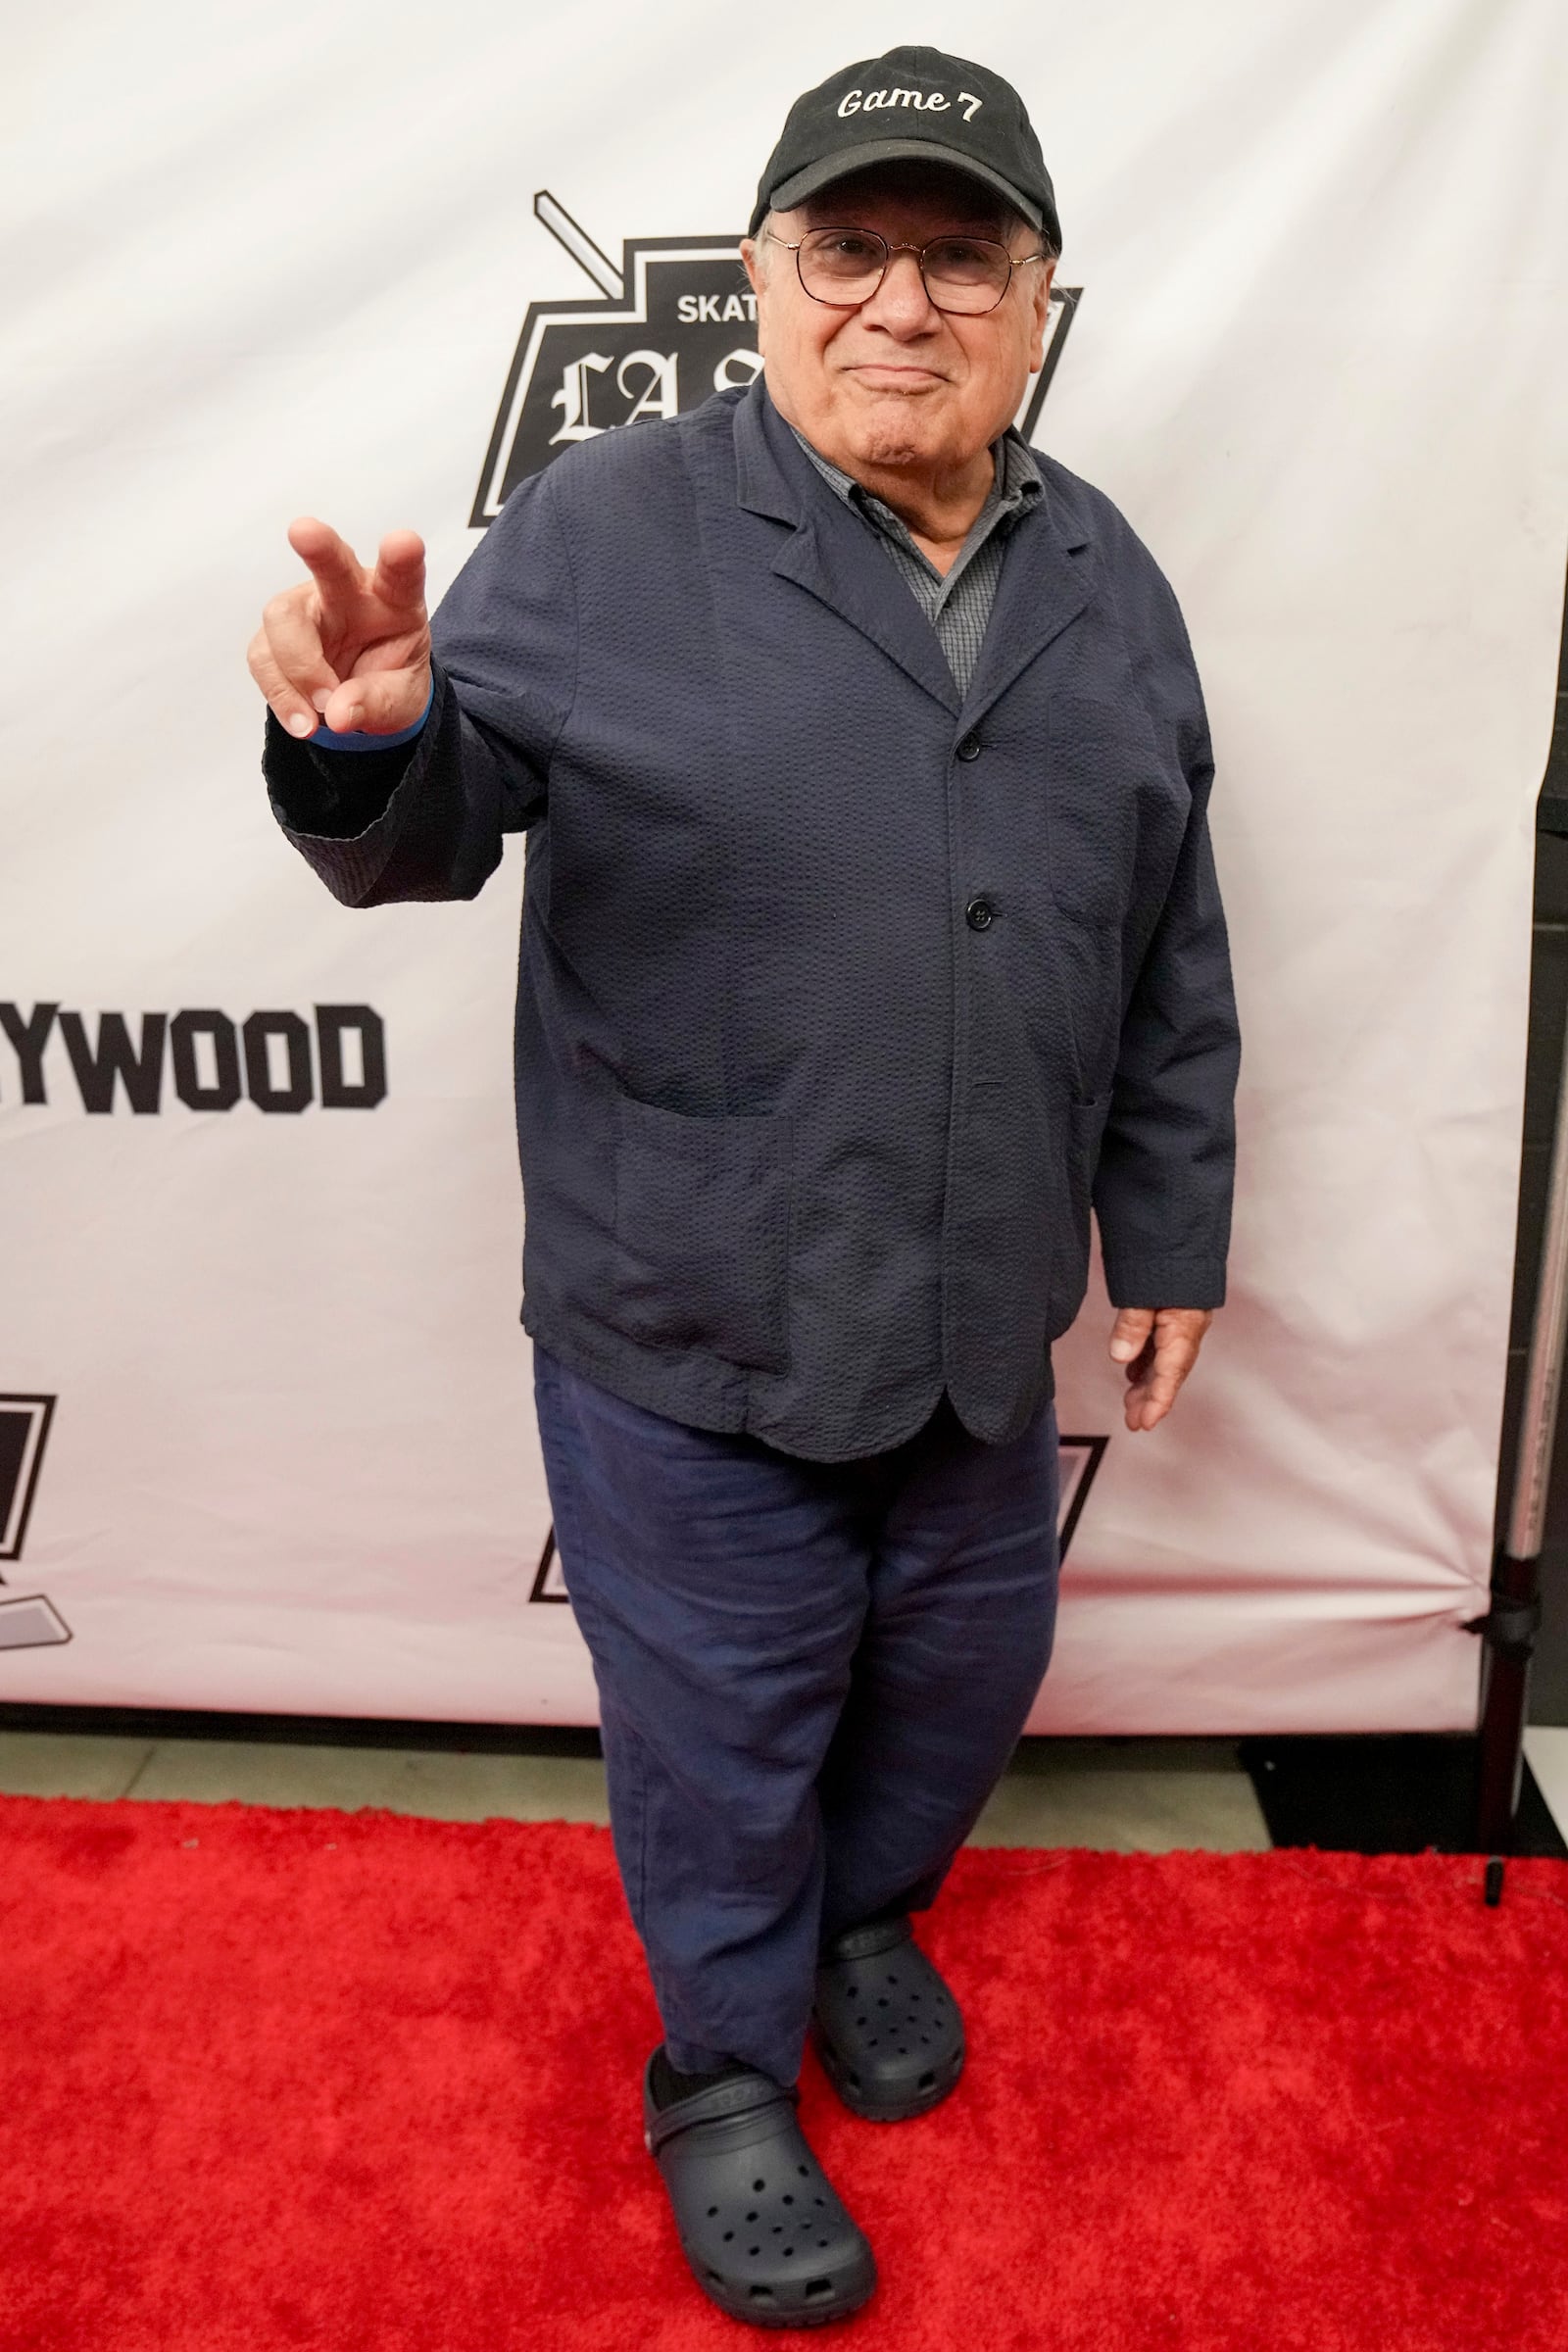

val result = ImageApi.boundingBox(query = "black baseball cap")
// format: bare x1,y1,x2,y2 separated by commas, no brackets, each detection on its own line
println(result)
750,46,1061,250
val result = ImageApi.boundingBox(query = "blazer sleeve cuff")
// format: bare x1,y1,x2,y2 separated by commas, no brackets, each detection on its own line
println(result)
264,668,446,845
1101,1254,1228,1310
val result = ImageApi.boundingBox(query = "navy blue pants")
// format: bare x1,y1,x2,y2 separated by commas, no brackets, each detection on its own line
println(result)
532,1344,1060,2090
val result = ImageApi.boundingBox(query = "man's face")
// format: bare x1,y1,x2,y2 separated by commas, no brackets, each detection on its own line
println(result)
742,163,1054,481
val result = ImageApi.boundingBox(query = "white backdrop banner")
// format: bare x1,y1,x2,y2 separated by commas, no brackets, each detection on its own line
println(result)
4,0,1567,1729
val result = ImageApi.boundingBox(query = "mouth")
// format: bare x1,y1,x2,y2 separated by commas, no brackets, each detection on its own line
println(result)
841,362,951,392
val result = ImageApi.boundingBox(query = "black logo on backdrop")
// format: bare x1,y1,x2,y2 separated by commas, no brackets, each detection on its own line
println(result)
526,1432,1108,1601
473,192,1082,524
0,1396,70,1653
0,1003,385,1115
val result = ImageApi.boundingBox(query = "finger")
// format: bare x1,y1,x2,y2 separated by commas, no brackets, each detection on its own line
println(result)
1108,1307,1153,1364
1130,1310,1212,1427
1124,1368,1179,1430
1140,1356,1189,1412
1123,1365,1158,1430
320,662,431,736
261,589,341,710
369,528,427,614
286,515,366,626
1125,1349,1190,1431
1151,1324,1201,1382
247,628,320,739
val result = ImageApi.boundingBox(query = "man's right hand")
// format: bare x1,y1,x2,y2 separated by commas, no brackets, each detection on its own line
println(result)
248,517,431,739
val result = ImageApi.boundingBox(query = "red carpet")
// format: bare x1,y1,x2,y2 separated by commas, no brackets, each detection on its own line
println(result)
3,1797,1568,2350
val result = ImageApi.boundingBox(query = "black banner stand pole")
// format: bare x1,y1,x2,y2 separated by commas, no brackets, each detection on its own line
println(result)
1474,981,1566,1874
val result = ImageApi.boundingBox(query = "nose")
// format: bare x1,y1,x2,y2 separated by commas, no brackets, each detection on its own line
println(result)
858,246,938,334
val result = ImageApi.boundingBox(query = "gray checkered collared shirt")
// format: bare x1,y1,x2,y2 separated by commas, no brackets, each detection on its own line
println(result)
789,422,1044,697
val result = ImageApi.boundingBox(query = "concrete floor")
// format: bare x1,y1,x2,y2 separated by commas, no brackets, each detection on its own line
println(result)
0,1728,1272,1853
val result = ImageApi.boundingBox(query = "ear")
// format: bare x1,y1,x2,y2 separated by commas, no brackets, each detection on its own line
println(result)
1025,257,1056,374
742,233,776,359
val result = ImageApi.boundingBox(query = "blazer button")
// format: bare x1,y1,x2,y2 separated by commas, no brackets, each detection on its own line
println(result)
956,732,982,761
965,897,995,931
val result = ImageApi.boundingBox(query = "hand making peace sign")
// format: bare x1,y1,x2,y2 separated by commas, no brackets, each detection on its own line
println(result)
247,517,431,740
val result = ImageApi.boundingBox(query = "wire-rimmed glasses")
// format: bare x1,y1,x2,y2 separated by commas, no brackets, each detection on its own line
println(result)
764,226,1049,317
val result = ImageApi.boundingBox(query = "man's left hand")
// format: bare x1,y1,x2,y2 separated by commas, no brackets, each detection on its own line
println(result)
1107,1307,1213,1432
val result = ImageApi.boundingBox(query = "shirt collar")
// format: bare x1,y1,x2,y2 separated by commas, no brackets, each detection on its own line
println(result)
787,418,1043,531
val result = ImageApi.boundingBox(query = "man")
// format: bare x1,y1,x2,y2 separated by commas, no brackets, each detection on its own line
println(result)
249,45,1239,2329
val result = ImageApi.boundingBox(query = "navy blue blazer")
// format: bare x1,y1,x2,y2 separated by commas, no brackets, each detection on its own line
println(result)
267,380,1240,1461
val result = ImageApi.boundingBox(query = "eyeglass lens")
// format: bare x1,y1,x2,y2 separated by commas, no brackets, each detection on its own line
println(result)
797,228,1016,315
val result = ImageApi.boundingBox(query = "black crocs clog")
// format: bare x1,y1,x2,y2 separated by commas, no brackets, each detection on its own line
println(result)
811,1916,964,2122
642,2052,877,2329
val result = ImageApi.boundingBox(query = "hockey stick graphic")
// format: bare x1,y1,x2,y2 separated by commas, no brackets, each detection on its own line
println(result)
533,192,623,300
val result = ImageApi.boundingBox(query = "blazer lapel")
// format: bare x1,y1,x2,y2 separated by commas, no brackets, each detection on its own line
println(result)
768,521,963,716
956,491,1094,728
734,386,963,718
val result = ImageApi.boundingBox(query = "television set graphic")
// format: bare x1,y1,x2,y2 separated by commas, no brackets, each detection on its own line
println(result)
0,1394,70,1650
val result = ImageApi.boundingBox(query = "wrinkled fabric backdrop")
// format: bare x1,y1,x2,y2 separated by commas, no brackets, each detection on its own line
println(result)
4,0,1567,1728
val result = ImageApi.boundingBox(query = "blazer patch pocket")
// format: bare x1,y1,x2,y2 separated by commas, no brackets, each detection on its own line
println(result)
612,1094,793,1371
